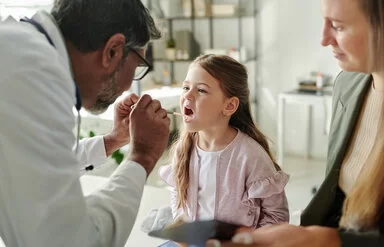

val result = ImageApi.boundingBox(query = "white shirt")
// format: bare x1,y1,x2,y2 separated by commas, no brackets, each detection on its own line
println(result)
196,146,219,220
0,11,146,247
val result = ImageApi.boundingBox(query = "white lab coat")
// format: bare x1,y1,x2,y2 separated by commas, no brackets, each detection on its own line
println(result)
0,11,146,247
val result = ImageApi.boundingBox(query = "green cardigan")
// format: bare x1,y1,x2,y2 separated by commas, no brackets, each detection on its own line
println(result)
300,71,384,246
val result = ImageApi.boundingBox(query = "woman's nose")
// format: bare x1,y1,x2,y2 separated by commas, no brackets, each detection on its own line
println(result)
321,22,335,47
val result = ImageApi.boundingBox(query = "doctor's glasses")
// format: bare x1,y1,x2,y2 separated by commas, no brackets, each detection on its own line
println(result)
129,48,152,81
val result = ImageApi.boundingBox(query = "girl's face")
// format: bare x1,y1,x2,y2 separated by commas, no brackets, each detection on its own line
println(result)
180,64,229,132
321,0,372,72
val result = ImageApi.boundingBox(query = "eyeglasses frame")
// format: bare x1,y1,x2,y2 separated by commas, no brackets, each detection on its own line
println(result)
127,47,153,81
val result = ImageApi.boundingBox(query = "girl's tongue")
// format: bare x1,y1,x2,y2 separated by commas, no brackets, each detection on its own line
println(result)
184,106,195,120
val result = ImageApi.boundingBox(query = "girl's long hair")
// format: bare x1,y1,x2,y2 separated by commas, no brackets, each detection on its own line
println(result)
339,0,384,231
172,54,279,211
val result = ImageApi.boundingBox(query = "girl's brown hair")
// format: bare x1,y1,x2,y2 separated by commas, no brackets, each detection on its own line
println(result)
172,54,279,211
340,0,384,230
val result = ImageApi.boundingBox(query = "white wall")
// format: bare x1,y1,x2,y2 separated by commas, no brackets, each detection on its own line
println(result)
148,0,342,159
0,0,53,20
256,0,341,159
0,0,342,159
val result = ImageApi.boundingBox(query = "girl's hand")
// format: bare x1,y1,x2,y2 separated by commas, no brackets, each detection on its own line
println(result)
207,224,341,247
166,214,189,247
166,214,189,229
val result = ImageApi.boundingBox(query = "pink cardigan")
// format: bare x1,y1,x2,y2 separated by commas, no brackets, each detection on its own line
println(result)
159,131,290,228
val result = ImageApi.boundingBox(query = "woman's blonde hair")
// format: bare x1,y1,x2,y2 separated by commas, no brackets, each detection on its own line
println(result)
171,54,279,211
361,0,384,70
340,0,384,230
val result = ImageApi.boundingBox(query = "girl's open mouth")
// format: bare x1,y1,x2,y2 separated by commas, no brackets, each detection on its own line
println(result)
183,105,195,121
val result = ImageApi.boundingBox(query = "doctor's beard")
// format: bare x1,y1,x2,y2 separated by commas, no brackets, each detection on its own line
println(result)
88,70,120,115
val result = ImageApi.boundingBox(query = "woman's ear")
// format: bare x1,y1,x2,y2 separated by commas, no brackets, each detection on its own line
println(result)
223,97,239,117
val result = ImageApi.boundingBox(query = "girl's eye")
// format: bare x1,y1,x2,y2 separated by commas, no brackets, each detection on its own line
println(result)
198,89,207,93
182,86,189,91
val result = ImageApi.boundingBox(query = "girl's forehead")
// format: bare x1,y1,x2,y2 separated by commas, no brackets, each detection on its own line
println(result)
185,65,220,86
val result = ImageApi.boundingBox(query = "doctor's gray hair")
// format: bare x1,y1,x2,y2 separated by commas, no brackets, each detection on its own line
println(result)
51,0,161,54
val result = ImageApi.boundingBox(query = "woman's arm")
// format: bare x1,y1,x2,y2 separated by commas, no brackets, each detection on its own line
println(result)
212,224,342,247
210,224,384,247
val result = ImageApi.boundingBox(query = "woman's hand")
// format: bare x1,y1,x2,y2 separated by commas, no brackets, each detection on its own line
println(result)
207,224,341,247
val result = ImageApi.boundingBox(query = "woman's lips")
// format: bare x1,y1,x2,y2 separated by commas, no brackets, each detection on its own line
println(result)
333,51,345,59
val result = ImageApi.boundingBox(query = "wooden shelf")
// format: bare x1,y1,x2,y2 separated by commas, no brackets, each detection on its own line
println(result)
153,58,194,62
243,56,257,63
158,13,257,21
153,56,257,63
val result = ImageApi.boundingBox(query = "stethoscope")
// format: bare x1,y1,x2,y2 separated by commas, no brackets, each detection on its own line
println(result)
19,17,92,171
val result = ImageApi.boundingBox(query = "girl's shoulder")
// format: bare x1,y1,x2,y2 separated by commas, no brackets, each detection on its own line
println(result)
158,165,175,187
230,131,278,174
233,131,270,157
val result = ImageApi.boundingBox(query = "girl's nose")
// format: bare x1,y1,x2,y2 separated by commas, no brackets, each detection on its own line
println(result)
183,89,194,100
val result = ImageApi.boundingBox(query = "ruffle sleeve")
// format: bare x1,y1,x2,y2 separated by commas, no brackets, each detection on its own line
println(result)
158,165,176,187
244,170,289,200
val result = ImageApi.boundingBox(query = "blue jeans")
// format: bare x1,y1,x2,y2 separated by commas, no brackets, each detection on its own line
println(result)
158,241,201,247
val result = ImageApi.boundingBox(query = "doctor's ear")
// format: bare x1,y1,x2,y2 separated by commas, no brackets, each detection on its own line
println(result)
223,97,239,117
102,33,125,69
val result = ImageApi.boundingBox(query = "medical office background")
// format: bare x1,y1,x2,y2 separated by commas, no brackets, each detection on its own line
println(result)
0,0,341,223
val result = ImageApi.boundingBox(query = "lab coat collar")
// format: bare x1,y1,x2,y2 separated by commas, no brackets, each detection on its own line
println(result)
31,11,74,79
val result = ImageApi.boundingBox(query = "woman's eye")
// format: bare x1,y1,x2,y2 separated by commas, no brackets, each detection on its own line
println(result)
198,89,207,93
331,22,343,31
182,86,189,91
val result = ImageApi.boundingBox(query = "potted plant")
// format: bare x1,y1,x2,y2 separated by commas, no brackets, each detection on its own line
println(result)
166,38,176,60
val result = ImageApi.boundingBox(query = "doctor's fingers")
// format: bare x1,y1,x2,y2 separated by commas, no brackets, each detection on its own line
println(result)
155,108,168,119
119,93,139,109
147,99,162,113
131,94,153,112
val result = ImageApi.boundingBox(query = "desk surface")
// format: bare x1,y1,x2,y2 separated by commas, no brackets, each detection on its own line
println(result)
279,89,332,104
283,89,332,96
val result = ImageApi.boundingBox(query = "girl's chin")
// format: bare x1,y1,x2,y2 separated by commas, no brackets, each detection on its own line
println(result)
183,123,199,132
183,115,195,123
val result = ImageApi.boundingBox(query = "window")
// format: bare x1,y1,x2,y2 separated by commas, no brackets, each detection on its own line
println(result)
0,0,53,20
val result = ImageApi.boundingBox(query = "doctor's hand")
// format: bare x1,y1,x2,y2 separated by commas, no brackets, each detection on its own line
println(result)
128,94,170,176
103,93,139,156
207,224,341,247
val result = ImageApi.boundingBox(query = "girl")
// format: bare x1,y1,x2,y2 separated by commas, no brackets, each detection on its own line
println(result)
159,54,289,228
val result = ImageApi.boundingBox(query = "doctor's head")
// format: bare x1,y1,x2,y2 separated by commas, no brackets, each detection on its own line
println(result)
51,0,160,113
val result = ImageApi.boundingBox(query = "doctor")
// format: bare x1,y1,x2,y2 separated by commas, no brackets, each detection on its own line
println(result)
0,0,170,246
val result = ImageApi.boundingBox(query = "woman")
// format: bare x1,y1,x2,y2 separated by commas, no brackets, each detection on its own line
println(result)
207,0,384,246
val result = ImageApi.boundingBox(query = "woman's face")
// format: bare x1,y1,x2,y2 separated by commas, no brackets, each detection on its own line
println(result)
321,0,372,72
